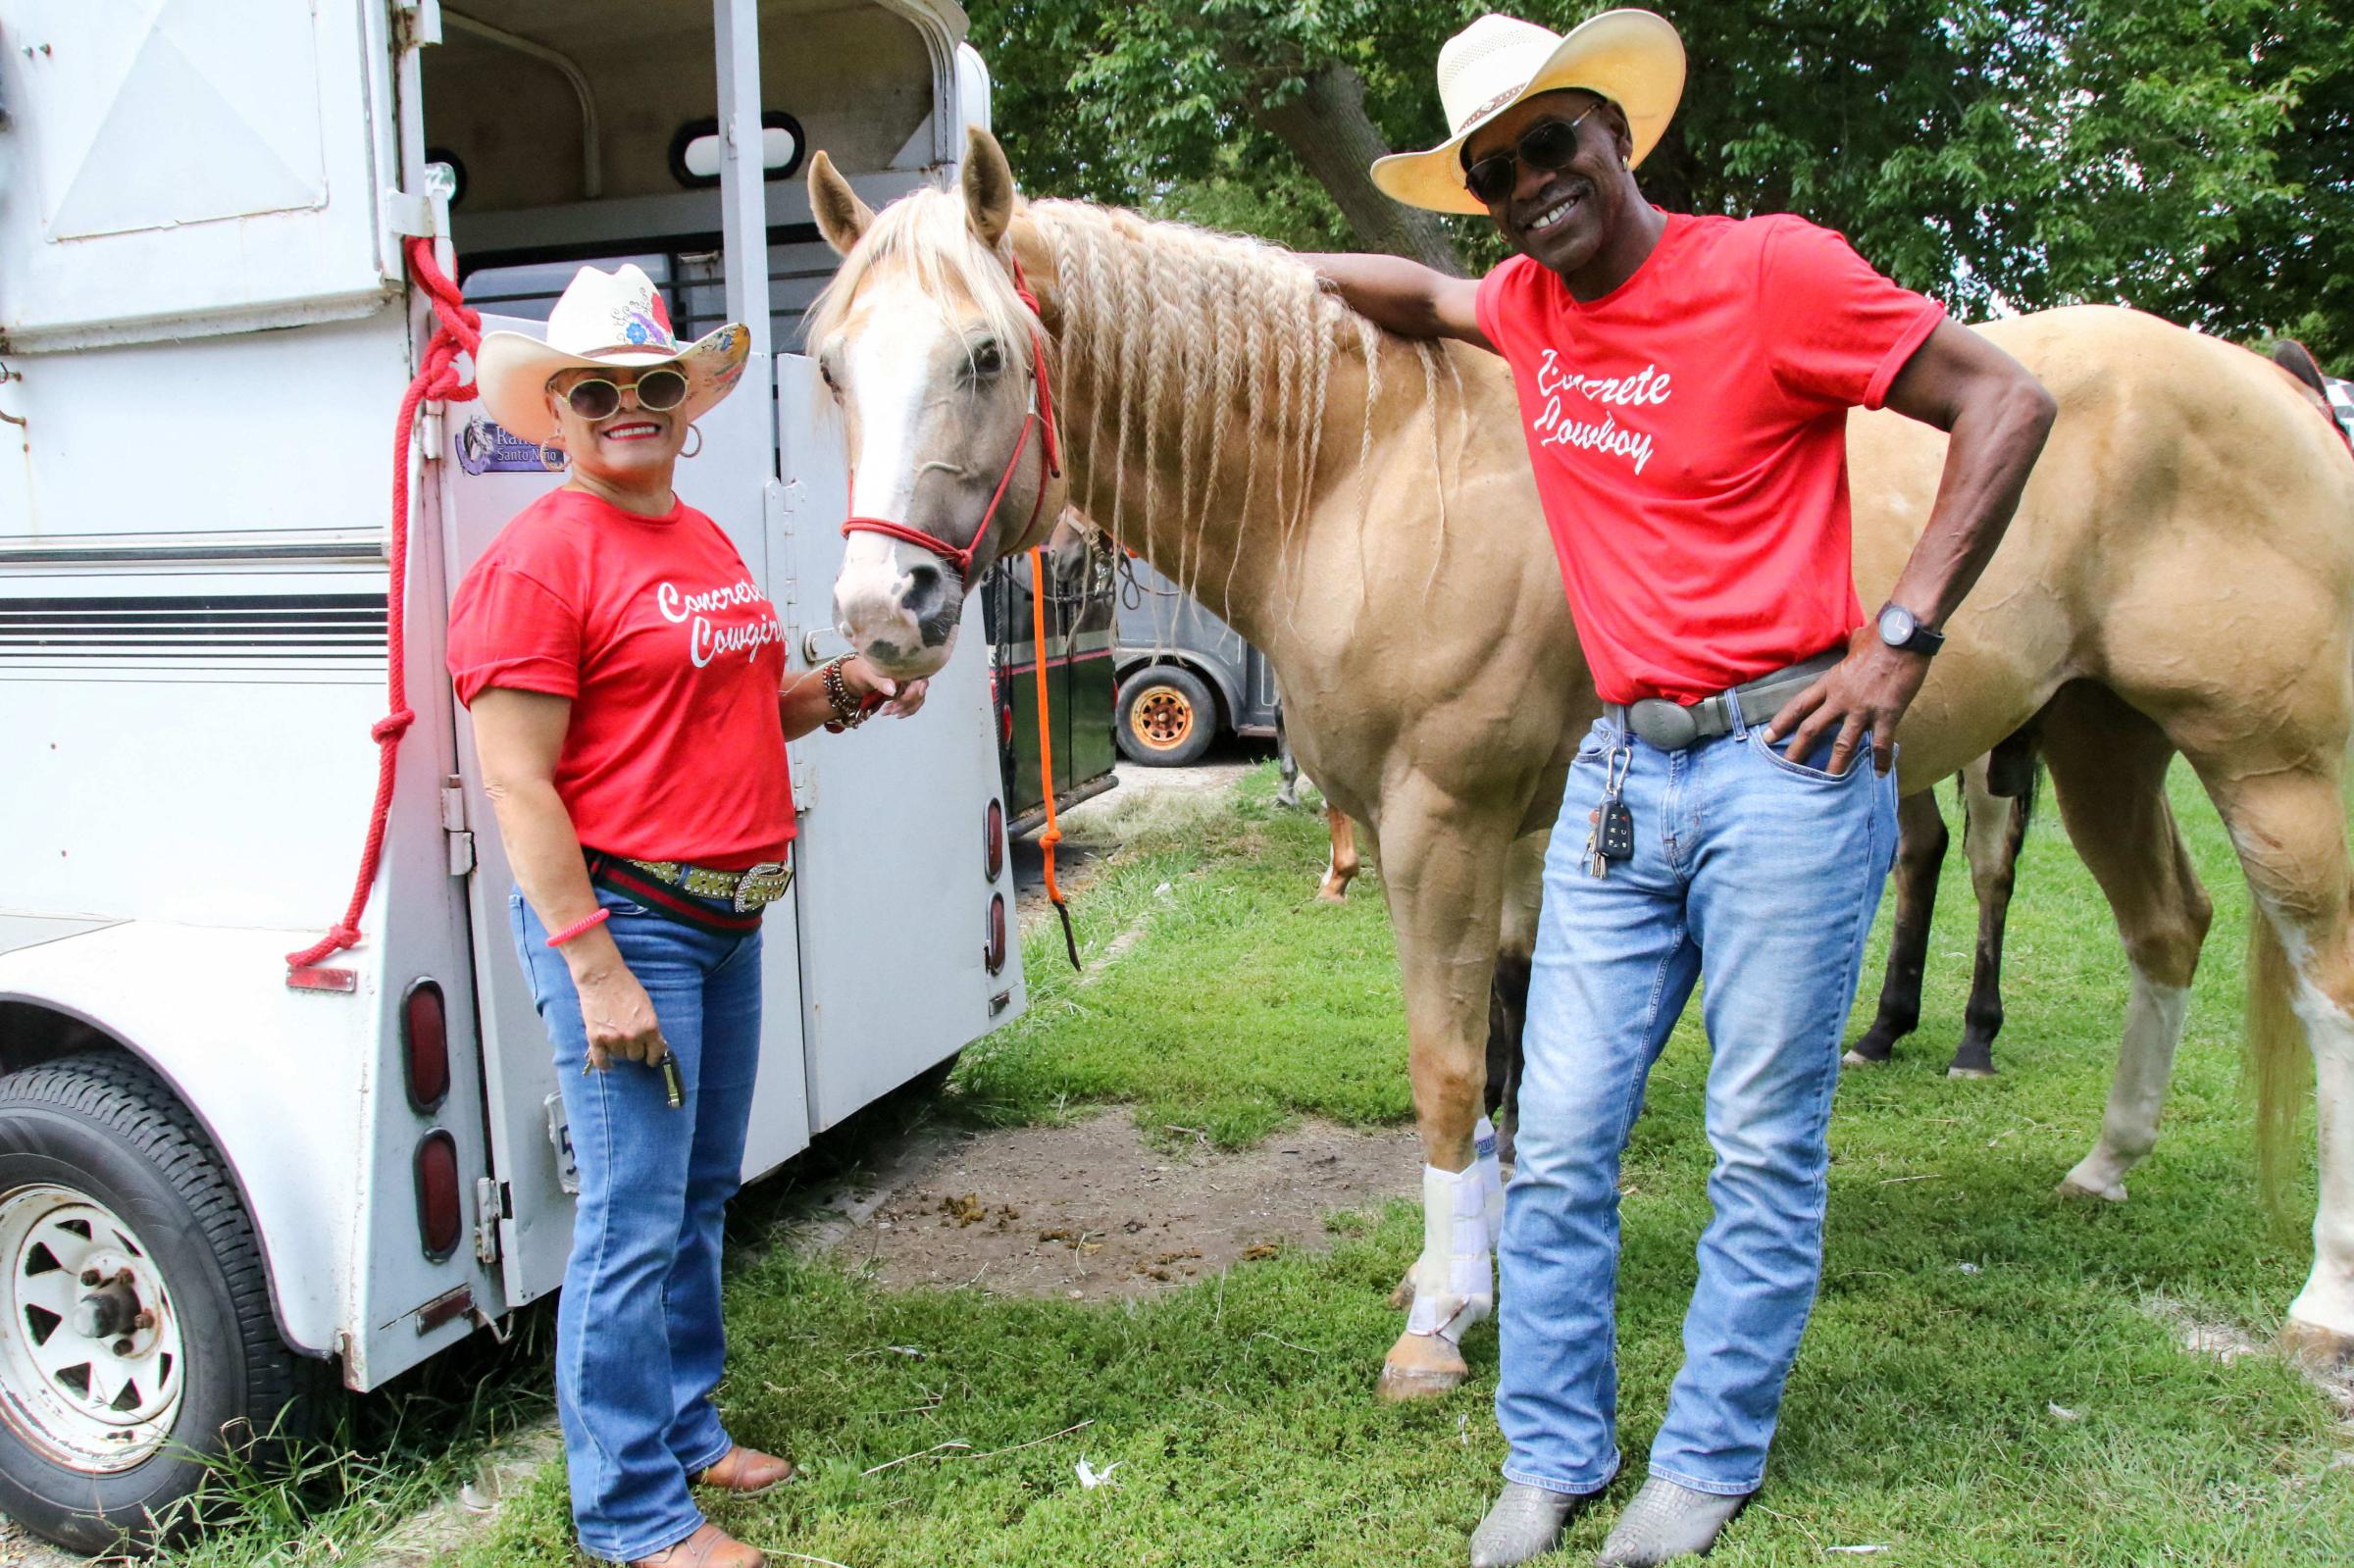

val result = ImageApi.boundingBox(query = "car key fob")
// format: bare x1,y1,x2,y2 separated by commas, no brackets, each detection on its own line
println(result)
1597,797,1635,862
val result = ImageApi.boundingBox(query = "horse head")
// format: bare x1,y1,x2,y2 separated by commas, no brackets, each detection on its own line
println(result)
806,126,1068,680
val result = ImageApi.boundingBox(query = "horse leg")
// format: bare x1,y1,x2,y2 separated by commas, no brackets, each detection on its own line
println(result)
1485,833,1544,1169
2192,757,2354,1365
1846,787,1949,1067
1949,752,2032,1078
1371,781,1514,1400
1275,707,1301,809
1316,806,1360,902
2038,692,2212,1203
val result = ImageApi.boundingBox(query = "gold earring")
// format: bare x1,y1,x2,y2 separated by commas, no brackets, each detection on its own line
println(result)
539,440,566,473
680,424,704,460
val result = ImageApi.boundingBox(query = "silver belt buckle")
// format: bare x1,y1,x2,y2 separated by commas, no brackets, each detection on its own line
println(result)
733,860,792,913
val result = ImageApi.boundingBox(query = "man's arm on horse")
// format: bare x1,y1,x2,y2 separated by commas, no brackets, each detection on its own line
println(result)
1304,254,1495,353
1766,320,2059,776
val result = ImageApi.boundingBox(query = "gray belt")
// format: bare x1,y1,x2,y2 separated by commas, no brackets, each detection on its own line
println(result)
1604,649,1844,751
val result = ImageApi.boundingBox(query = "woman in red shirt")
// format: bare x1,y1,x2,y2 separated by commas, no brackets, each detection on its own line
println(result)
449,264,920,1568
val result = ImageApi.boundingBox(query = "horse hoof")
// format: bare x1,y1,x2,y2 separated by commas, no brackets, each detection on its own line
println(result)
2280,1317,2354,1372
1842,1049,1887,1070
2057,1174,2127,1203
1947,1065,1998,1080
1315,886,1349,905
1377,1333,1469,1402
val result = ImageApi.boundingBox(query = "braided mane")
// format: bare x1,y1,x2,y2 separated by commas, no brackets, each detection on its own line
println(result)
807,190,1460,615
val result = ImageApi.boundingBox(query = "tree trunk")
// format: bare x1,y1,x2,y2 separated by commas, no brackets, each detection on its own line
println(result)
1248,60,1468,276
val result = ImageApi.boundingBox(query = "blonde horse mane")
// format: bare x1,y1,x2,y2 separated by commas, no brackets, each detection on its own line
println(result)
807,187,1461,620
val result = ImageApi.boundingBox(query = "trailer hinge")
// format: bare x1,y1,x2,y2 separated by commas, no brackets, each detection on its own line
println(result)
441,779,475,876
473,1177,510,1265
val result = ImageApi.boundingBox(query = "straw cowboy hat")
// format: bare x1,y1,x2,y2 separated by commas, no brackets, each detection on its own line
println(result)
474,263,750,447
1370,10,1687,217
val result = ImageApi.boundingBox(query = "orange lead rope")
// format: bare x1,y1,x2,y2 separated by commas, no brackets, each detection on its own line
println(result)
1027,544,1082,971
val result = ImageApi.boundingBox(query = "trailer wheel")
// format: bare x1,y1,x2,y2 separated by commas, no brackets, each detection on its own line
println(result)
0,1052,315,1553
1117,666,1216,766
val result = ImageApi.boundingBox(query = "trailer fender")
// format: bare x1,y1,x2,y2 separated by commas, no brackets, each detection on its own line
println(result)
0,923,371,1361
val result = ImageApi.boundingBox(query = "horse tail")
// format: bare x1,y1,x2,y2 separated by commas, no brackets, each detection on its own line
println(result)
2244,904,2308,1216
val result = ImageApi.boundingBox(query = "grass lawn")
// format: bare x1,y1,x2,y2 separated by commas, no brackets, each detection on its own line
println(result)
160,762,2354,1566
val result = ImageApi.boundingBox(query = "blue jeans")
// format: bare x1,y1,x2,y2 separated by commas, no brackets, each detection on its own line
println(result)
510,885,763,1562
1498,705,1896,1498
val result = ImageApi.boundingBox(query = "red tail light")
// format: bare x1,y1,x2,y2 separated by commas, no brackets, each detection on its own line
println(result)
415,1131,462,1262
984,892,1007,975
403,979,450,1113
985,799,1005,883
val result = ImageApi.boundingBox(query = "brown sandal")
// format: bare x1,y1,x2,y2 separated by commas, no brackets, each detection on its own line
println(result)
690,1444,795,1495
630,1521,763,1567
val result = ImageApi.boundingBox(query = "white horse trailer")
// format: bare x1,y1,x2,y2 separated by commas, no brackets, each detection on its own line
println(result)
0,1,1020,1549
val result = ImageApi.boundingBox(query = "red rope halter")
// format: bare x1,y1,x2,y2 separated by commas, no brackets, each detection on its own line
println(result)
840,255,1062,581
286,237,481,972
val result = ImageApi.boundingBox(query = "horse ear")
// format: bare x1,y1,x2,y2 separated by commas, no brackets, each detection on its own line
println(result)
961,125,1016,250
808,151,874,256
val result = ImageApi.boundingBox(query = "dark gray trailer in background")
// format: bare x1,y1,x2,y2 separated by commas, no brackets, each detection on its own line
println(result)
1111,557,1279,767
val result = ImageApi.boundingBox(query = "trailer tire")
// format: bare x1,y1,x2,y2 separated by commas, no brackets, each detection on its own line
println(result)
0,1052,318,1554
1116,665,1217,767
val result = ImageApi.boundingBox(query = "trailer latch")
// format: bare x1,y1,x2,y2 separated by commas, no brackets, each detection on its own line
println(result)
473,1177,510,1266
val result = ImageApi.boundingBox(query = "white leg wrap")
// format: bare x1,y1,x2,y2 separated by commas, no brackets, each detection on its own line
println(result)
1407,1164,1494,1342
1475,1115,1506,1248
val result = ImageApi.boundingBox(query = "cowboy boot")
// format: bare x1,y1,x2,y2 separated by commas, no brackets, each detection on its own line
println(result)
691,1444,795,1495
631,1522,763,1568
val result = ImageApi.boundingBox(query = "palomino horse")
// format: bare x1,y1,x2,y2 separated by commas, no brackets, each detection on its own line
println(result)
1857,342,2352,1083
809,128,2354,1395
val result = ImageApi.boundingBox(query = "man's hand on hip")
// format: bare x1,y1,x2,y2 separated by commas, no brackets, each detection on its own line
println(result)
1762,628,1928,778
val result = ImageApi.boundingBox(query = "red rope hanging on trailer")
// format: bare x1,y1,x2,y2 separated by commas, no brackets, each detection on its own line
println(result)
287,237,481,972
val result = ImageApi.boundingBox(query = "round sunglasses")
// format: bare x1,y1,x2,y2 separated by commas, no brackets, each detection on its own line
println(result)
1462,104,1602,208
556,367,690,421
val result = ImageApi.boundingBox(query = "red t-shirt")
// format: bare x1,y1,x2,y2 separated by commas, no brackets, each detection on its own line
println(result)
447,488,793,867
1474,211,1945,704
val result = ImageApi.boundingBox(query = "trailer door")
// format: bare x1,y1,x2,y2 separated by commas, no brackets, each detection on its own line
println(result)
0,0,397,349
437,320,813,1309
776,357,1018,1132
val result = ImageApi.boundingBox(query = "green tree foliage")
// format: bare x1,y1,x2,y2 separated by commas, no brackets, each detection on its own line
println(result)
966,0,2353,361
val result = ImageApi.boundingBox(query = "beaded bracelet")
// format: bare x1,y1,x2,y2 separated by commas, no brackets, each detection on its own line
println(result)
544,907,611,948
821,654,874,733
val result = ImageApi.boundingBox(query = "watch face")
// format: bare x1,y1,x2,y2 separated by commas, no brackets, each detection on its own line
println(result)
1878,605,1917,645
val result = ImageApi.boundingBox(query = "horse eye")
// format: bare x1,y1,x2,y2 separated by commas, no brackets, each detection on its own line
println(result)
972,340,1003,376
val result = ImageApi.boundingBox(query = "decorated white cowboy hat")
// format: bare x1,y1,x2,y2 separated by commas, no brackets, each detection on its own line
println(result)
1370,10,1687,217
473,263,749,446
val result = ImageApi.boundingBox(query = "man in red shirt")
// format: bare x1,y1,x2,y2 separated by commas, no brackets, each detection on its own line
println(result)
1311,12,2055,1565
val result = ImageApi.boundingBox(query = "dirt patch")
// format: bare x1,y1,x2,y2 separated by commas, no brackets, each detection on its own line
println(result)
837,1109,1421,1299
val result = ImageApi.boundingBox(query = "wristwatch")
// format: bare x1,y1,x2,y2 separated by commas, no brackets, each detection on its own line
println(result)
1876,602,1945,657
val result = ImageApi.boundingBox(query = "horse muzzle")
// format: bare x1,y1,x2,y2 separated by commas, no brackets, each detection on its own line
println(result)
834,534,964,679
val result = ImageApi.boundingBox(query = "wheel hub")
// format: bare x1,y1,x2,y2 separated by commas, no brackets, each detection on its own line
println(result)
0,1186,184,1471
1136,688,1194,748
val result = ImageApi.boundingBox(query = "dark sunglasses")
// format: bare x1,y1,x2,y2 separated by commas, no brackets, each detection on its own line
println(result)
1462,104,1602,207
558,367,690,421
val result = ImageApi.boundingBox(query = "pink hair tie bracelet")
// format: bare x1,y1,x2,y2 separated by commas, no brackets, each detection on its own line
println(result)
544,907,611,948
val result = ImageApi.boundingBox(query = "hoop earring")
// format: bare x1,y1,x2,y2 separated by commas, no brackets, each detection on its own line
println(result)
538,440,566,473
681,424,704,460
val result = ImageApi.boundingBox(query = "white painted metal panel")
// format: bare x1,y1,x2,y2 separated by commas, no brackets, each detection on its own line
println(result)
0,0,394,347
